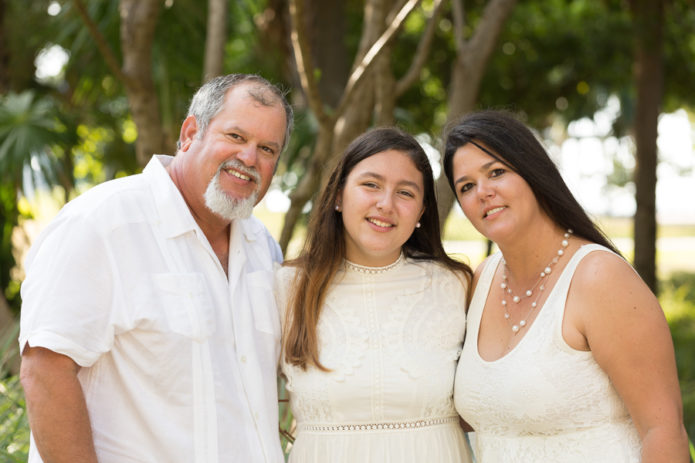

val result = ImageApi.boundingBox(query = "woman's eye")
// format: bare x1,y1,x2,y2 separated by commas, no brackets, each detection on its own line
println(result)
490,168,505,178
459,182,473,194
362,182,379,189
398,190,415,198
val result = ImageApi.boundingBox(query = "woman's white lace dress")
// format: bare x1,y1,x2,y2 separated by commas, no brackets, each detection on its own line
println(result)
454,244,641,462
275,256,473,463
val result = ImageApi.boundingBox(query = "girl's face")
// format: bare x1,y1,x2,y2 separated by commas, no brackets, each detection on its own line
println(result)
451,142,543,245
338,149,425,267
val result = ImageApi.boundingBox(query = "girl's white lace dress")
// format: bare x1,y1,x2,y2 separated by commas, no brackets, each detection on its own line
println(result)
454,244,641,462
275,256,473,463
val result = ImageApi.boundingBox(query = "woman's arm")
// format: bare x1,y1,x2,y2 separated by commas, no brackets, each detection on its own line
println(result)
567,251,689,462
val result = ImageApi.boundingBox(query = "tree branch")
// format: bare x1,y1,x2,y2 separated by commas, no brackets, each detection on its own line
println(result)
336,0,421,118
203,0,228,81
466,0,517,68
452,0,466,53
288,0,329,126
71,0,131,87
395,0,445,97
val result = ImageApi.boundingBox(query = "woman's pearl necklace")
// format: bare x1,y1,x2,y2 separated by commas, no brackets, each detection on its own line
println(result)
501,230,572,334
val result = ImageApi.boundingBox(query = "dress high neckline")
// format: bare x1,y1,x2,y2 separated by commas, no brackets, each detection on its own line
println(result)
344,253,404,274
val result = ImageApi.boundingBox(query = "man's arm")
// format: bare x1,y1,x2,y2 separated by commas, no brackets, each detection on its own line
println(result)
20,346,99,463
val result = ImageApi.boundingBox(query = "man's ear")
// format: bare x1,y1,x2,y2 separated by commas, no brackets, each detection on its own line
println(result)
178,115,198,151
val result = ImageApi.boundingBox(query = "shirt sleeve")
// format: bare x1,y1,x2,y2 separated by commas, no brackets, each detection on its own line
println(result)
19,211,117,367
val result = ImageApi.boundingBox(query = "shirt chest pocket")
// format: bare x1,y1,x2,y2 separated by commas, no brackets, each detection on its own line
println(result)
147,272,216,341
246,270,280,339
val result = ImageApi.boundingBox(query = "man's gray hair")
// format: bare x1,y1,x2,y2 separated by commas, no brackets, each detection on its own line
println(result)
178,74,293,152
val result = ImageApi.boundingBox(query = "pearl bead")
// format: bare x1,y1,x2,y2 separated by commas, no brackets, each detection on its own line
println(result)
501,282,507,289
513,296,520,303
519,320,526,327
504,312,510,319
540,272,545,278
562,239,569,247
544,266,551,274
557,249,564,256
531,302,537,308
539,285,544,291
525,290,532,297
502,300,507,306
512,325,520,333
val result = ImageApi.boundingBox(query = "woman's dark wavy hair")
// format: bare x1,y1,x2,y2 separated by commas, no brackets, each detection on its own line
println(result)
443,110,619,255
284,127,473,370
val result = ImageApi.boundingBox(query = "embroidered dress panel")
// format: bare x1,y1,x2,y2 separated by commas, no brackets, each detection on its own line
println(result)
275,258,473,463
454,244,641,462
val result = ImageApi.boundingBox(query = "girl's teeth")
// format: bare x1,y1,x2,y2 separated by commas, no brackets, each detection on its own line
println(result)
369,218,392,227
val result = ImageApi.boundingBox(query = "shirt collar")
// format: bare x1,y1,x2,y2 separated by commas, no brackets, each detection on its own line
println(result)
144,155,263,243
144,155,200,239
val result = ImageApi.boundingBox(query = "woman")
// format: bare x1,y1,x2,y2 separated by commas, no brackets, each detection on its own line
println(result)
444,110,688,462
275,128,474,462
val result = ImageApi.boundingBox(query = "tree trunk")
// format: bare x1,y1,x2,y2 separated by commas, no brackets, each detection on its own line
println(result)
307,0,349,106
119,0,171,166
279,0,420,252
435,0,518,228
630,0,663,293
202,0,228,82
0,0,9,94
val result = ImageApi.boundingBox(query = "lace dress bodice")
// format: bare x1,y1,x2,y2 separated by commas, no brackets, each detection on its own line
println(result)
454,244,641,462
275,257,473,463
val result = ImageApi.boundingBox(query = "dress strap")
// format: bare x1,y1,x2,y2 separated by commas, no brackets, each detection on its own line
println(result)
547,243,614,346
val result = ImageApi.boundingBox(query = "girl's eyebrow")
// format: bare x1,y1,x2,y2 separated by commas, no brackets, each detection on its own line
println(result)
356,171,422,192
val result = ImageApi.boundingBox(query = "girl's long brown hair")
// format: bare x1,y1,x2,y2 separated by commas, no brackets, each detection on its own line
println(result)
283,128,473,371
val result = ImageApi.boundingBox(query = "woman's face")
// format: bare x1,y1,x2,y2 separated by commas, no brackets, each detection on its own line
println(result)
451,142,542,244
338,149,425,267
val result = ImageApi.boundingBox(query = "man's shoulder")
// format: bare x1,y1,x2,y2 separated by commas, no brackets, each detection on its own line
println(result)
57,172,155,230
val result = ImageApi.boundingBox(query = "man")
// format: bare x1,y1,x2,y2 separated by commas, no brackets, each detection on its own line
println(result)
19,74,293,463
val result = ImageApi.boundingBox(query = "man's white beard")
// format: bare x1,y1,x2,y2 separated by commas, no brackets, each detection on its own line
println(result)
204,162,259,221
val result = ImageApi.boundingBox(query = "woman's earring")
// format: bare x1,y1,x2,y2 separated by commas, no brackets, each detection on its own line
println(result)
335,205,340,211
415,222,421,228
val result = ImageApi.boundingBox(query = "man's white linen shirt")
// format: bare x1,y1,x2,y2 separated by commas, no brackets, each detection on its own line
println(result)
20,155,284,463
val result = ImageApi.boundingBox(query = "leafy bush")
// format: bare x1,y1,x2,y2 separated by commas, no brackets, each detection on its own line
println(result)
0,375,29,462
663,271,695,450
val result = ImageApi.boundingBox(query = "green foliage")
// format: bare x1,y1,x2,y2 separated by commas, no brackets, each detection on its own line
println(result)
1,324,29,462
0,91,68,192
479,0,633,126
663,271,695,442
0,375,29,463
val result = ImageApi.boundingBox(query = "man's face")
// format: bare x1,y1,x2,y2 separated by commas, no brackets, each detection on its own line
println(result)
181,84,287,222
